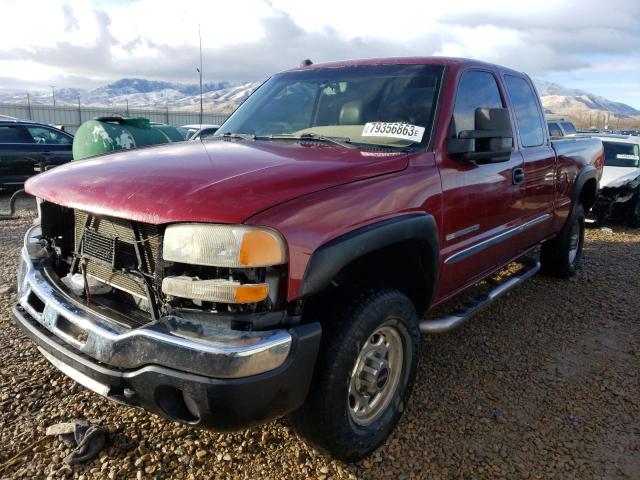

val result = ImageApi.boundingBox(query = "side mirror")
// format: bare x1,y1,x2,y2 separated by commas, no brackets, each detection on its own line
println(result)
448,108,513,163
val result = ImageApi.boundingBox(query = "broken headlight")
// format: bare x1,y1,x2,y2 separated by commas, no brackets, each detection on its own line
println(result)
162,224,287,307
163,223,287,268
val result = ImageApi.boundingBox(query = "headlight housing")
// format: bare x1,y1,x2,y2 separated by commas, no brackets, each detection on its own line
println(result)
162,276,269,304
163,224,287,268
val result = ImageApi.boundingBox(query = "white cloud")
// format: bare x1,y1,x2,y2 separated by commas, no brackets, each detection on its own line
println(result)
0,0,639,107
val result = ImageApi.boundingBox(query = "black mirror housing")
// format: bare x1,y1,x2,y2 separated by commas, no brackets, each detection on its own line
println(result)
475,107,511,131
448,107,513,163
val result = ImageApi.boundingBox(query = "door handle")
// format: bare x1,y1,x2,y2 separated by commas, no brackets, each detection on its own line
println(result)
512,167,525,185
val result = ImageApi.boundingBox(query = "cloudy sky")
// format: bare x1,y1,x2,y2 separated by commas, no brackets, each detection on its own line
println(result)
1,0,639,106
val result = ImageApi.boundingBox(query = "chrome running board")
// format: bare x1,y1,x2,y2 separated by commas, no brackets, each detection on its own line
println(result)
420,257,540,334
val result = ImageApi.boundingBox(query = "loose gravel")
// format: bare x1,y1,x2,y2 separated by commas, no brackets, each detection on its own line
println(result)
0,192,638,479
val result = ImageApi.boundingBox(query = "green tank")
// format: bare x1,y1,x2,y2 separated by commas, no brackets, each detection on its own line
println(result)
72,116,184,160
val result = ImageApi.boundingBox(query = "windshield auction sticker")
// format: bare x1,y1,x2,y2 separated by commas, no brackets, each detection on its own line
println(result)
616,154,640,161
362,122,425,143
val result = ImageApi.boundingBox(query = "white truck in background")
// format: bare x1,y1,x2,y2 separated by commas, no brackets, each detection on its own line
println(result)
585,134,640,227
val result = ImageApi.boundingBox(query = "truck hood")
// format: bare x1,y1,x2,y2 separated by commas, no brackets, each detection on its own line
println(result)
26,139,409,224
600,166,640,189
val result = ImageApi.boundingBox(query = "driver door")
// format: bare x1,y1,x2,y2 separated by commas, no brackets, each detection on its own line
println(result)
437,69,525,297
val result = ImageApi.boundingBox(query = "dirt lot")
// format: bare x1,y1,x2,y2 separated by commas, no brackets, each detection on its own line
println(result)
0,192,638,479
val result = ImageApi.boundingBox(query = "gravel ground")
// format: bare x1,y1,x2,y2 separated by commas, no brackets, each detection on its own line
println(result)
0,192,638,479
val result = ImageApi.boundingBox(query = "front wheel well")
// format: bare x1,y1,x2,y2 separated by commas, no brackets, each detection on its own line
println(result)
302,240,436,319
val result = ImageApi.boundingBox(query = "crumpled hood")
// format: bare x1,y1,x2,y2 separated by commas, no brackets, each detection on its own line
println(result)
26,139,409,224
600,166,640,188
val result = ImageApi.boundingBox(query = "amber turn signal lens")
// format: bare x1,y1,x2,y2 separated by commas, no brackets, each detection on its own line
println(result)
162,276,269,304
239,230,286,267
234,283,270,303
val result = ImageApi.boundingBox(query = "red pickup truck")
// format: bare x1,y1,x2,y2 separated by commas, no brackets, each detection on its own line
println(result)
14,57,603,461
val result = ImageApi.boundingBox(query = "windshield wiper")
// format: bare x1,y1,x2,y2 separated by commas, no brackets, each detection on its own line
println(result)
266,133,354,148
222,132,256,140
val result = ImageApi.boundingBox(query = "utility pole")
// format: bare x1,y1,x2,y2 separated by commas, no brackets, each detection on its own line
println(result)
49,85,56,106
198,24,203,126
77,96,82,127
25,93,32,120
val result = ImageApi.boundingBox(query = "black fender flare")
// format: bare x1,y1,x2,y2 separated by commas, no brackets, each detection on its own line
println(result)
299,214,440,306
556,165,599,235
572,165,599,208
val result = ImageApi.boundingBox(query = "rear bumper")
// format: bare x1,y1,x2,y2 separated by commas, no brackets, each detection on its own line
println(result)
13,304,321,430
13,225,322,429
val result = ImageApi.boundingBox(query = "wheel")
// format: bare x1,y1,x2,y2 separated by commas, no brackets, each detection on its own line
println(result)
627,193,640,228
540,203,585,278
289,289,420,462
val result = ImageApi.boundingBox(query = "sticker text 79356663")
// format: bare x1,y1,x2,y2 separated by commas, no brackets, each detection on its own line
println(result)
362,122,425,143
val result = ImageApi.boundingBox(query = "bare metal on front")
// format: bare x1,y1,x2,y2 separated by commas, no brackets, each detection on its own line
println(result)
17,226,292,379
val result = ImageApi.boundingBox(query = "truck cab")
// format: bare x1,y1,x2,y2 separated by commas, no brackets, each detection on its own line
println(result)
14,57,603,461
547,118,578,138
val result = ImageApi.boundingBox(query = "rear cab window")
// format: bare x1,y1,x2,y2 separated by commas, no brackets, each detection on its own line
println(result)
560,122,576,135
547,122,563,137
504,75,545,148
0,125,33,144
602,142,640,167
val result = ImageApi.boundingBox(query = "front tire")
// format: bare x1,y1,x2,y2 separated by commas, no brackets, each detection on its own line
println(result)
627,193,640,228
289,289,420,462
540,203,585,278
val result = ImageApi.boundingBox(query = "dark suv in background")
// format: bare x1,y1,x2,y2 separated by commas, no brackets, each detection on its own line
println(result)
0,118,73,189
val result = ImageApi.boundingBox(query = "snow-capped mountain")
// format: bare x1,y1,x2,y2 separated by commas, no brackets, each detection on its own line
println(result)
0,78,260,113
0,77,638,120
534,80,640,119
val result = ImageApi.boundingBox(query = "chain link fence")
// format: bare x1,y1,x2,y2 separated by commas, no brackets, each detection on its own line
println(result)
0,103,229,134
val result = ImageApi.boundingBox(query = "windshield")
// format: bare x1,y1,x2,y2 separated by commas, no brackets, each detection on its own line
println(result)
603,141,640,167
216,64,444,149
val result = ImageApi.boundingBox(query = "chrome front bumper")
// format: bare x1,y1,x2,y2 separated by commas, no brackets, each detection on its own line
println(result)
16,225,292,379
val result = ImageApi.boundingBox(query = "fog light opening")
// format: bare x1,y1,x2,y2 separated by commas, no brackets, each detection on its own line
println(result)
155,385,200,424
26,291,45,314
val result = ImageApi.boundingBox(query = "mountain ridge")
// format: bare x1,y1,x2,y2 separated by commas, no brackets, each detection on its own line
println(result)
1,77,638,120
534,80,640,119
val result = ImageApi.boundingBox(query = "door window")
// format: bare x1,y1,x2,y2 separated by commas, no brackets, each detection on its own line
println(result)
26,126,72,145
452,71,504,136
547,122,563,137
0,125,32,143
504,75,545,147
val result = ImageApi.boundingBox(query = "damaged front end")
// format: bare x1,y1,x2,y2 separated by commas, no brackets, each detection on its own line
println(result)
13,202,321,430
592,174,640,227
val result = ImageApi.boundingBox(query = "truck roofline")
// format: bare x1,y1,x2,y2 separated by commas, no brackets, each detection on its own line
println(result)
284,56,527,77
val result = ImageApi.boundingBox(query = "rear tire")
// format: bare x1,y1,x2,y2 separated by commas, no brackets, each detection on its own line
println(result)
289,288,420,462
540,203,585,278
627,193,640,228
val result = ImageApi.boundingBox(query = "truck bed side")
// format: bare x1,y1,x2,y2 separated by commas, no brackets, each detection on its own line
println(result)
549,137,603,232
